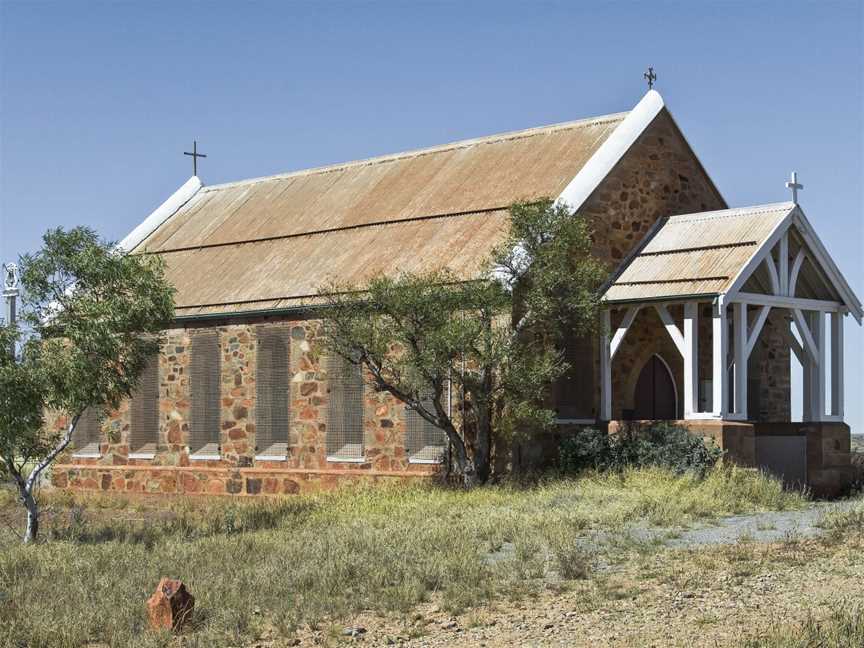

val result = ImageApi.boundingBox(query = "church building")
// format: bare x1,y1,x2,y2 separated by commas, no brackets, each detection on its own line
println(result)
52,89,862,497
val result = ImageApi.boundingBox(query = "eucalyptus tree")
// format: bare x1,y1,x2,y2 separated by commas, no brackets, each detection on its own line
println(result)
0,228,174,542
321,200,606,486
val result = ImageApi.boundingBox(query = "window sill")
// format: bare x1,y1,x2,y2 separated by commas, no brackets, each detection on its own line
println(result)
189,453,221,461
255,454,288,462
408,458,442,465
71,452,102,459
129,452,156,460
326,456,366,464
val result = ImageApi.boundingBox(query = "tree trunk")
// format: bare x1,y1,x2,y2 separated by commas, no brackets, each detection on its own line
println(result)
473,421,492,484
23,489,39,543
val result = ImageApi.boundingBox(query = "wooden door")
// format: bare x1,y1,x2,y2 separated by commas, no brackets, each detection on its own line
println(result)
633,355,677,420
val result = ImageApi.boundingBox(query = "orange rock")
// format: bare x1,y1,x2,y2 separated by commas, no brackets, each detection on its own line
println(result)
146,578,194,631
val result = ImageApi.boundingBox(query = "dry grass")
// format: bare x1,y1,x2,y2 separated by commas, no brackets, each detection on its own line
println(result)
0,464,805,648
740,604,864,647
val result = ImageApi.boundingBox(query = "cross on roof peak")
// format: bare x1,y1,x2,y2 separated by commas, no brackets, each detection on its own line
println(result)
785,171,803,204
183,140,207,177
643,67,657,90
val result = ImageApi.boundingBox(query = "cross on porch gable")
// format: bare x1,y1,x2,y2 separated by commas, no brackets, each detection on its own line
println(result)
785,171,803,204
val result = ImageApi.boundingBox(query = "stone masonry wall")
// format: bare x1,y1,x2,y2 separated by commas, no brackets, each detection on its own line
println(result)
572,110,790,422
575,108,727,418
580,109,726,267
52,315,436,496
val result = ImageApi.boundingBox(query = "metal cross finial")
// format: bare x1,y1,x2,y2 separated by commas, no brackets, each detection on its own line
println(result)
183,140,207,177
644,67,657,90
785,171,804,204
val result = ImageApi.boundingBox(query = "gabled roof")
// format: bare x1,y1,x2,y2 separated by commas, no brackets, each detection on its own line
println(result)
604,202,863,321
125,91,676,318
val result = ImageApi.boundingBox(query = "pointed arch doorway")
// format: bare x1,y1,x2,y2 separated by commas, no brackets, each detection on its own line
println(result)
633,354,677,420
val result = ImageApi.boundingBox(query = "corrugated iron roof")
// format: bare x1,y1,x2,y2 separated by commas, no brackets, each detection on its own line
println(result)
135,111,629,314
605,203,794,302
139,114,625,255
165,209,511,313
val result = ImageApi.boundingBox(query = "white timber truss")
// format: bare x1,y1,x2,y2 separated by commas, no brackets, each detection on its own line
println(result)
599,206,862,423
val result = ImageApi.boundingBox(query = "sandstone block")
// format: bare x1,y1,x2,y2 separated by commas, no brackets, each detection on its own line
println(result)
146,578,194,631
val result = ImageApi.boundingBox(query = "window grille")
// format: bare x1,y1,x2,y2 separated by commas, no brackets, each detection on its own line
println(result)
255,328,291,458
71,407,101,456
553,335,596,420
129,355,159,456
405,388,448,463
326,354,364,461
190,331,221,457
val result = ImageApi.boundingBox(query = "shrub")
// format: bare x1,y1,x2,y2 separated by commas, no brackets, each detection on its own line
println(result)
559,422,722,477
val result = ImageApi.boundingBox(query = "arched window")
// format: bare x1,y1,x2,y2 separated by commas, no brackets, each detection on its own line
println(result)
129,355,159,457
406,388,448,463
552,334,596,420
255,328,291,459
71,407,101,457
189,332,221,458
326,355,364,461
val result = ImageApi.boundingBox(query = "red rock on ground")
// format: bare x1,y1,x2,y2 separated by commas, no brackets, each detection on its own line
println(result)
146,578,195,631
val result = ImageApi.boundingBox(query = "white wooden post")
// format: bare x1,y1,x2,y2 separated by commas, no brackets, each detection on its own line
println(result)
600,309,612,421
830,311,844,418
801,311,823,422
801,315,813,421
733,302,748,418
683,302,699,417
779,233,789,296
712,299,728,418
815,311,826,421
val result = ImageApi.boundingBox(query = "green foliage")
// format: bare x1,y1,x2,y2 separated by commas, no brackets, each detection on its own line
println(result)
0,227,174,540
559,422,724,477
320,200,607,483
0,326,44,481
493,199,606,339
17,227,174,419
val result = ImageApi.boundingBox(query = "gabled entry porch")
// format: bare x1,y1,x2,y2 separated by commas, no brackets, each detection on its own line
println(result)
595,202,862,494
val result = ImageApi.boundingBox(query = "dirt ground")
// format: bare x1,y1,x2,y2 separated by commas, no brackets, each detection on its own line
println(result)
279,533,863,648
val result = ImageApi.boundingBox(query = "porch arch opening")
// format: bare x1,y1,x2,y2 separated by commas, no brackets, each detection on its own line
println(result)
631,354,678,420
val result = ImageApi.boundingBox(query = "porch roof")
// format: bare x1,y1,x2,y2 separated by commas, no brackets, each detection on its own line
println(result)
603,201,863,321
604,203,793,303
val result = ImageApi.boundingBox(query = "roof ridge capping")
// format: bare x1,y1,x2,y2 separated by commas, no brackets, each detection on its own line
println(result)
555,90,666,214
120,176,202,253
200,110,630,192
665,202,795,223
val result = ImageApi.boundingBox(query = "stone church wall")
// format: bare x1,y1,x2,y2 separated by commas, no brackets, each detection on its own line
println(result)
51,316,437,496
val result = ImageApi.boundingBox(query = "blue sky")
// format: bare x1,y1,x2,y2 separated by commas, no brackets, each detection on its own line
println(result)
1,1,862,429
